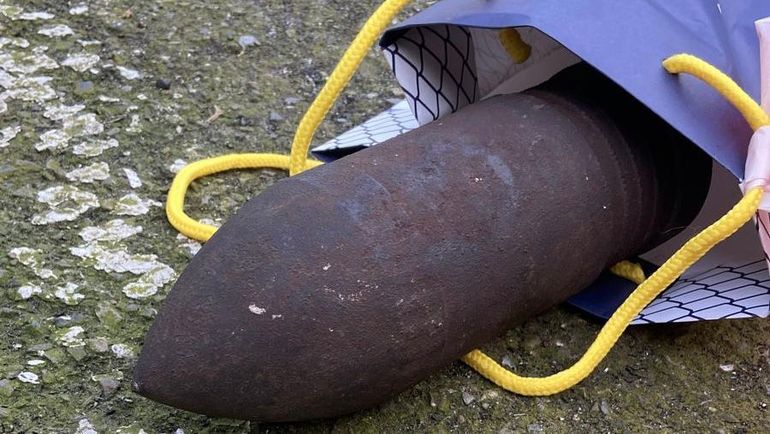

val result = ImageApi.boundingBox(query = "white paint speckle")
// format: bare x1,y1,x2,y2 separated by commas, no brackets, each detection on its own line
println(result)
176,233,202,255
32,185,99,225
9,247,56,279
8,247,38,266
116,66,141,80
122,264,175,299
17,371,40,384
0,37,29,48
38,24,75,38
111,343,134,359
322,263,331,271
720,363,735,372
248,304,267,315
0,51,58,74
126,114,142,133
63,113,104,137
122,168,142,188
54,282,85,305
61,53,100,72
0,69,14,88
27,359,46,366
18,284,43,299
70,232,175,301
66,162,110,183
0,5,22,19
238,35,259,48
0,125,21,147
75,418,98,434
0,6,54,21
36,111,102,152
113,193,161,216
69,5,89,16
272,314,283,320
77,39,102,47
43,103,86,121
59,326,85,347
79,219,142,243
502,355,515,368
168,159,187,173
117,430,148,434
72,138,119,157
18,12,55,21
97,95,120,103
3,75,57,102
71,244,164,274
35,129,69,151
38,269,56,279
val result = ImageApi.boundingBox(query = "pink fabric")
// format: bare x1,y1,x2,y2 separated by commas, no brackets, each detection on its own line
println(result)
758,18,770,114
754,17,770,268
743,127,770,196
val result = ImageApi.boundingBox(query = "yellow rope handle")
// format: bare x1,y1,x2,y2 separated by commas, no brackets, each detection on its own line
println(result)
166,0,414,241
498,28,531,64
463,188,762,395
462,53,769,395
167,154,322,241
288,0,414,175
662,54,770,130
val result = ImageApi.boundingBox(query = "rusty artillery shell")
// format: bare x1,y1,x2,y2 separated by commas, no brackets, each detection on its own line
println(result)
133,64,711,421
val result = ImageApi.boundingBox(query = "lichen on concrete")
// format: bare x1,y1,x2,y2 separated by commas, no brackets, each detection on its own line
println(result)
0,0,768,433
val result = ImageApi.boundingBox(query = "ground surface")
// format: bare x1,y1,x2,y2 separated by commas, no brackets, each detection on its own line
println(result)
0,0,769,433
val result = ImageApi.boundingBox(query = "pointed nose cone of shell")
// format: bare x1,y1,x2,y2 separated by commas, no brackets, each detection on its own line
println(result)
133,186,311,422
132,172,394,422
129,215,284,419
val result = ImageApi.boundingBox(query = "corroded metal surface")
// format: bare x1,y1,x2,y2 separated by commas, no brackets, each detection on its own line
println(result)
133,65,711,421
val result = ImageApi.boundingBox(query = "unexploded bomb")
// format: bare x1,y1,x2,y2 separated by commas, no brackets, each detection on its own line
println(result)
133,63,712,421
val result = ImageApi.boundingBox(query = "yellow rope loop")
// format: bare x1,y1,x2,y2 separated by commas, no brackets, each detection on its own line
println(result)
166,154,322,242
498,28,531,64
462,53,768,396
609,260,646,285
288,0,414,175
166,0,413,241
663,54,770,130
463,187,762,396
